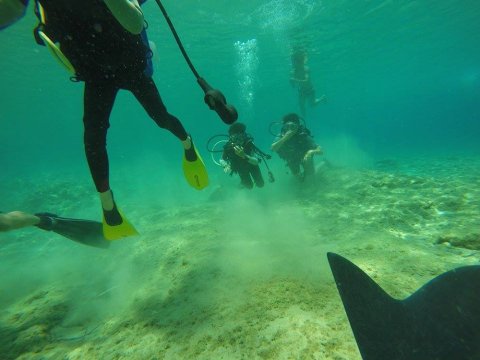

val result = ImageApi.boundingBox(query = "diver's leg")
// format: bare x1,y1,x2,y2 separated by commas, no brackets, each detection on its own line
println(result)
309,90,317,106
83,81,119,219
129,74,189,144
238,170,254,189
0,211,39,232
288,161,302,180
250,165,265,188
299,91,307,117
303,156,315,179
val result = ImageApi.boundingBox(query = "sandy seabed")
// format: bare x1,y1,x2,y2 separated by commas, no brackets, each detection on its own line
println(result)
1,155,479,359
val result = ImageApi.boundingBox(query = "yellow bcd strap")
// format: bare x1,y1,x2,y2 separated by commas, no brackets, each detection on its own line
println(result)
38,2,46,22
37,3,76,75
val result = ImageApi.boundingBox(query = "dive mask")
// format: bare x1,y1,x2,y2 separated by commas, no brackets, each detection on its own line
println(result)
230,133,246,146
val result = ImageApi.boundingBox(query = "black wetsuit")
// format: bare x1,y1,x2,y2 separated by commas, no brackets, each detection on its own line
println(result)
276,127,317,177
35,0,188,192
222,139,264,189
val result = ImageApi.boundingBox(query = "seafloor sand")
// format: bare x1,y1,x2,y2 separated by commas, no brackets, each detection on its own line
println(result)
1,155,479,359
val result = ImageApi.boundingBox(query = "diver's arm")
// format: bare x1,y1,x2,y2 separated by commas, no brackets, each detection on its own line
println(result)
0,211,40,232
244,155,260,166
271,130,295,152
232,145,258,165
104,0,144,35
0,0,27,29
311,145,323,155
303,146,323,162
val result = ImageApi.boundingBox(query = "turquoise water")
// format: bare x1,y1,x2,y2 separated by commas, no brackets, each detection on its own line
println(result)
1,0,479,177
1,1,480,359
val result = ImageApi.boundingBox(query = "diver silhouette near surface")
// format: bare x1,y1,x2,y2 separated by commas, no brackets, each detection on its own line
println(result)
290,48,326,117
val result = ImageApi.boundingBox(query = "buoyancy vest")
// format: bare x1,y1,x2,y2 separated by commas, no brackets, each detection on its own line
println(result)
223,135,258,173
277,126,316,164
34,0,152,81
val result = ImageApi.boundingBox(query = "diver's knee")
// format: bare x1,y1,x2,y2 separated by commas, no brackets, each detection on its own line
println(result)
83,127,108,149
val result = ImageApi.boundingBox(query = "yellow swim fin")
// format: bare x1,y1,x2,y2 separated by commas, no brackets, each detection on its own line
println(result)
102,206,138,241
182,139,209,190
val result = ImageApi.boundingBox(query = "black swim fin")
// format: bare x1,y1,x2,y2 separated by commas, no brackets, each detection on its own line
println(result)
327,252,480,360
36,213,109,249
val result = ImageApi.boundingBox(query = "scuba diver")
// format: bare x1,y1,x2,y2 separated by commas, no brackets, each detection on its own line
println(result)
220,123,266,189
290,48,326,117
32,0,208,240
271,113,323,182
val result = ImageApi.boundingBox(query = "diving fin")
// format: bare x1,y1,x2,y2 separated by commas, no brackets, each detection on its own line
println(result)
35,213,109,249
327,252,480,360
102,205,138,241
183,138,209,190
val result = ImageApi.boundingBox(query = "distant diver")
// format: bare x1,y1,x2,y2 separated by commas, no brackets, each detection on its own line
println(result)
290,47,325,117
32,0,209,240
207,124,274,188
219,122,274,189
0,211,109,249
327,252,480,360
271,113,323,183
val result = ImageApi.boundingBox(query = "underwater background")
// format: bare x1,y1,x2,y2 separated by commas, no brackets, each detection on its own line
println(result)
1,0,479,359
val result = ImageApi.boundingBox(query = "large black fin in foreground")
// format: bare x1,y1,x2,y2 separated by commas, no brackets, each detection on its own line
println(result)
327,252,480,360
36,213,109,249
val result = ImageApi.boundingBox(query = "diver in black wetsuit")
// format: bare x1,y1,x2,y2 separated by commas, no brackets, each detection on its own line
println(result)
221,123,265,189
271,113,323,182
33,0,203,236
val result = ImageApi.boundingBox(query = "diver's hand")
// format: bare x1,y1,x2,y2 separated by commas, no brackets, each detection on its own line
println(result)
303,147,323,163
219,159,231,174
284,129,297,139
234,146,246,159
303,150,314,163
